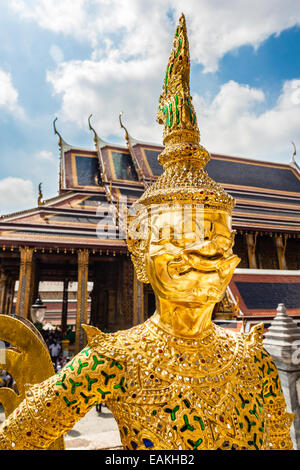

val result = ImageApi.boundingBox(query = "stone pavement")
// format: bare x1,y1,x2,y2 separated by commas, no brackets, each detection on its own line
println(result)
64,405,123,450
0,404,123,450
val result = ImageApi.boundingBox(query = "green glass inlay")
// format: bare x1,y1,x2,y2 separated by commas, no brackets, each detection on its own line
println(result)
186,97,193,123
175,39,182,58
113,377,126,393
248,435,259,450
165,106,169,126
92,355,105,371
262,380,268,389
169,103,173,127
180,414,194,432
256,398,263,413
165,406,180,421
245,416,256,433
65,358,76,372
82,347,91,357
249,404,259,420
194,415,205,431
187,438,202,449
165,65,170,94
264,385,276,398
239,393,249,409
80,392,95,404
110,360,123,370
175,95,180,124
77,359,89,375
63,396,77,407
86,375,98,391
56,374,67,390
69,378,83,394
101,371,116,386
97,388,111,400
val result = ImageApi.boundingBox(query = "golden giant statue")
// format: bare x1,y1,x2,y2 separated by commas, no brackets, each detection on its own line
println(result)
0,14,293,451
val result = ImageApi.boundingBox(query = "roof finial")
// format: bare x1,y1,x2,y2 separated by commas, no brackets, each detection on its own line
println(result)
88,114,98,146
119,111,130,145
87,114,108,149
290,141,296,164
53,117,63,149
38,183,44,206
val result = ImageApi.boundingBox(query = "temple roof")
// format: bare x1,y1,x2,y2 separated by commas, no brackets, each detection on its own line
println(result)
230,271,300,318
0,127,299,249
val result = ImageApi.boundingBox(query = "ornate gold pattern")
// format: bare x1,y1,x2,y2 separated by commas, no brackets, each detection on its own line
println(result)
0,314,64,449
0,13,293,451
0,321,293,450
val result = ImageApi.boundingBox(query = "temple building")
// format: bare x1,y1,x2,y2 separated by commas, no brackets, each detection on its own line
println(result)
0,115,299,350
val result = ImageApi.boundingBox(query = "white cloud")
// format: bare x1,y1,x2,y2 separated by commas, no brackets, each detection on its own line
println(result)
9,0,300,72
47,56,165,142
49,45,64,64
35,150,56,162
0,70,24,117
195,79,300,161
0,178,36,215
9,0,300,160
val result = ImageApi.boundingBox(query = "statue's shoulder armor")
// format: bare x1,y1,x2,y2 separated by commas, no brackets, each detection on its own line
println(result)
244,322,264,349
241,322,275,368
81,324,127,362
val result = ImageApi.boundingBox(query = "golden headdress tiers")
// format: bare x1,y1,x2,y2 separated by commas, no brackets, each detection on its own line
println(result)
137,13,234,213
127,14,235,283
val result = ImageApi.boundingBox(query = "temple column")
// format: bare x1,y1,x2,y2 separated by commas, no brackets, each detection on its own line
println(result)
246,233,257,269
75,249,89,352
0,271,8,314
15,247,35,319
3,278,14,316
7,279,15,315
276,234,288,270
61,277,69,339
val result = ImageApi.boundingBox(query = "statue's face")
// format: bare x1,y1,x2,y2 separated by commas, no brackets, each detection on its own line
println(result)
145,205,240,306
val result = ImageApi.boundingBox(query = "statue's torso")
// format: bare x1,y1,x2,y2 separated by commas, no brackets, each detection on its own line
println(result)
92,319,274,450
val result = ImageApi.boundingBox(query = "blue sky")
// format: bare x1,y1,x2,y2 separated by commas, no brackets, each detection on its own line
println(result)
0,0,299,215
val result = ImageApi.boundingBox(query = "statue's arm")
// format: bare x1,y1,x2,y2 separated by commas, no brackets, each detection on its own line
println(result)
0,344,126,450
260,349,294,450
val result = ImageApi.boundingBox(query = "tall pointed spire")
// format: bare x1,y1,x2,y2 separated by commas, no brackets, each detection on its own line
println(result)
156,13,207,168
134,13,234,213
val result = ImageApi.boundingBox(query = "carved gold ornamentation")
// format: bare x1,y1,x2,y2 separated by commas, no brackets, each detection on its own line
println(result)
0,13,293,451
0,314,64,449
0,321,293,450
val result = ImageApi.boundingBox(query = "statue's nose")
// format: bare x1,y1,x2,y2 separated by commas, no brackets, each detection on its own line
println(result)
183,239,219,258
181,240,221,271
